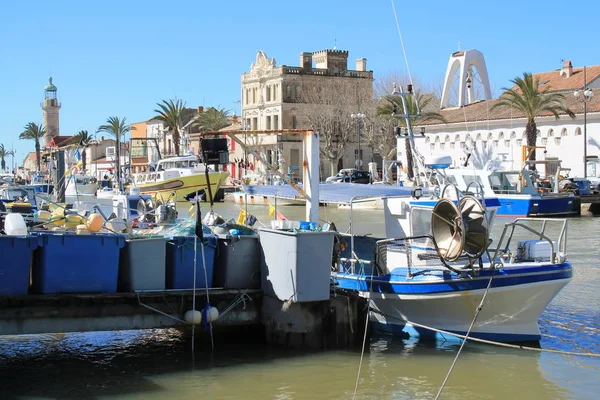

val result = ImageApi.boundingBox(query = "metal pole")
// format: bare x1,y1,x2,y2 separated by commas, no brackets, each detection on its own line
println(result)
583,66,587,178
357,119,362,171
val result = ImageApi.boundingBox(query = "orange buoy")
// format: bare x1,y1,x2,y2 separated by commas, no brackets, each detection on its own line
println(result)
86,213,104,232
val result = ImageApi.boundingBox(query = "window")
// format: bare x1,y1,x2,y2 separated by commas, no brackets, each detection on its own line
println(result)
504,140,510,147
266,116,271,130
542,138,548,145
561,128,568,137
575,127,582,136
266,86,271,102
273,115,279,130
292,115,297,129
252,117,258,130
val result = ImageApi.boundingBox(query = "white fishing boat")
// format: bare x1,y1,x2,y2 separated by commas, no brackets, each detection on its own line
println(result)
330,85,572,343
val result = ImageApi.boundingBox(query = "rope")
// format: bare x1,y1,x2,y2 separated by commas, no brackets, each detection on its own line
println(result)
352,270,374,400
218,291,252,319
434,267,496,400
136,293,188,325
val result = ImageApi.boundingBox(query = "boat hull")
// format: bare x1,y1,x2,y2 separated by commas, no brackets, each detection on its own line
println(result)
131,172,229,202
334,263,572,343
496,194,577,218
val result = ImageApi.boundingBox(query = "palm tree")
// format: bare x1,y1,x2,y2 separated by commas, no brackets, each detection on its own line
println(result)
377,92,445,179
154,99,186,156
194,107,232,132
74,130,92,172
97,117,131,187
0,144,6,171
19,122,45,172
491,72,575,169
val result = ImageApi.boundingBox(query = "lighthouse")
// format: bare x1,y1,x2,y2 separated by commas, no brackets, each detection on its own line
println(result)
42,77,61,146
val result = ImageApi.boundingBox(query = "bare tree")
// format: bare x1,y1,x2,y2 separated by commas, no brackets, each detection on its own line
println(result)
300,78,372,176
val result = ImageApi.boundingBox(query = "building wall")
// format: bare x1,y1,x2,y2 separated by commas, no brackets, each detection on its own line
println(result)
417,114,600,178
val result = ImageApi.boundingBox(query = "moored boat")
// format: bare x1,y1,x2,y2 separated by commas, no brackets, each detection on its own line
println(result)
129,155,229,202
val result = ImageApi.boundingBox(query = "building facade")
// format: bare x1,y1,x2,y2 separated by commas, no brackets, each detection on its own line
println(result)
241,49,374,179
417,52,600,180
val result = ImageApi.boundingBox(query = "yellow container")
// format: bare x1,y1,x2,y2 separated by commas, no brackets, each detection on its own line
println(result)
37,210,52,221
64,215,85,229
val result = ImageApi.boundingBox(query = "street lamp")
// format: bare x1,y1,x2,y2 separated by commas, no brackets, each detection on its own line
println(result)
574,65,594,178
351,112,365,170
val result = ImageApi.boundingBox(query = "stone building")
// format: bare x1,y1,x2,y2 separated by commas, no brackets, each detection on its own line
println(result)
241,49,373,179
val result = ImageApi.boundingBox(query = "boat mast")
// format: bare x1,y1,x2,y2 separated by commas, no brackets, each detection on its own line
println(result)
391,83,424,187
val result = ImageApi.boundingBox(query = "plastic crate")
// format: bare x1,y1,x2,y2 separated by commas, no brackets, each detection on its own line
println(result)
259,228,336,302
118,237,168,291
213,233,261,289
0,236,39,295
166,235,217,289
32,233,126,294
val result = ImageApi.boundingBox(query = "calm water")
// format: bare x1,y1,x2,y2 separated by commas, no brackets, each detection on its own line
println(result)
0,200,599,399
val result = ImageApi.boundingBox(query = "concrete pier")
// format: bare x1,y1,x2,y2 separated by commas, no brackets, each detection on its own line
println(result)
0,289,261,336
262,292,366,349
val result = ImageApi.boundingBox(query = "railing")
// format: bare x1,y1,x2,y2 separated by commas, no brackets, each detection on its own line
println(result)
491,218,568,267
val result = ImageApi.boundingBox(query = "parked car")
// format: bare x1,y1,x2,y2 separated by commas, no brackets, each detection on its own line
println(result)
327,170,372,184
325,168,358,183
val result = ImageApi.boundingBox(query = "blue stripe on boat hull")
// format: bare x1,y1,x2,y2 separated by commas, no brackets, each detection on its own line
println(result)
372,322,542,343
333,263,573,294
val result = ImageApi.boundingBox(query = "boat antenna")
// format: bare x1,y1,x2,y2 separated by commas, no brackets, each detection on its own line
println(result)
390,0,414,86
199,136,214,210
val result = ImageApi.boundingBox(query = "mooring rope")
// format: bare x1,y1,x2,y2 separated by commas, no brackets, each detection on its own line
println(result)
352,271,375,400
434,267,496,400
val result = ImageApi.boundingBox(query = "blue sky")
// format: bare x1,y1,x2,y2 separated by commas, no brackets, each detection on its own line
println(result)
1,0,597,168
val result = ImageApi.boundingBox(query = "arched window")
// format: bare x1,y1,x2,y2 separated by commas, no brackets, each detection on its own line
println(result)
498,131,505,140
425,136,431,144
455,134,461,143
444,135,451,143
487,132,493,141
561,128,568,137
510,131,516,139
575,127,582,136
476,132,482,141
435,136,440,143
547,129,554,137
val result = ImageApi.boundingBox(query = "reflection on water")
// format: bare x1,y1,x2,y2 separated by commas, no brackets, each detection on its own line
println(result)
0,201,598,399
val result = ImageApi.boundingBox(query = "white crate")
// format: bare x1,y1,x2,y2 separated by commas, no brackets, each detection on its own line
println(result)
516,240,557,262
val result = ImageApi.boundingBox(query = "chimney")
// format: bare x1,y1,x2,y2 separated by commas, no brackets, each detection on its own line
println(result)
197,106,204,113
356,58,367,72
559,60,573,78
300,52,312,71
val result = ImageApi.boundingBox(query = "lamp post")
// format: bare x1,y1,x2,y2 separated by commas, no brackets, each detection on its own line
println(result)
574,65,594,178
351,112,365,170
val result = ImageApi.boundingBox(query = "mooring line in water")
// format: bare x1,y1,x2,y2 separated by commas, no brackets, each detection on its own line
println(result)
434,266,496,400
352,271,375,400
136,293,188,324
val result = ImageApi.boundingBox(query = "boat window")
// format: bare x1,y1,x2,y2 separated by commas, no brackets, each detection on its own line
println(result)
446,175,458,186
410,207,433,237
463,175,484,188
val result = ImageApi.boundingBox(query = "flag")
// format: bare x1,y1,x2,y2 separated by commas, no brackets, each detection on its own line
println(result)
236,209,247,225
268,202,275,217
194,201,203,240
276,210,287,221
74,149,81,161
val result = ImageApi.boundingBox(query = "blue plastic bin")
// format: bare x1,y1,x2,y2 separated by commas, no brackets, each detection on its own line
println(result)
166,235,217,289
0,236,38,296
32,233,126,294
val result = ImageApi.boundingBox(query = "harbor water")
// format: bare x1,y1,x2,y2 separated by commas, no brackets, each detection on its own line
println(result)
0,200,599,399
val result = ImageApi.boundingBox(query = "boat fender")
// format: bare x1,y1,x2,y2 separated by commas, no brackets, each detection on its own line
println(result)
184,309,202,325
